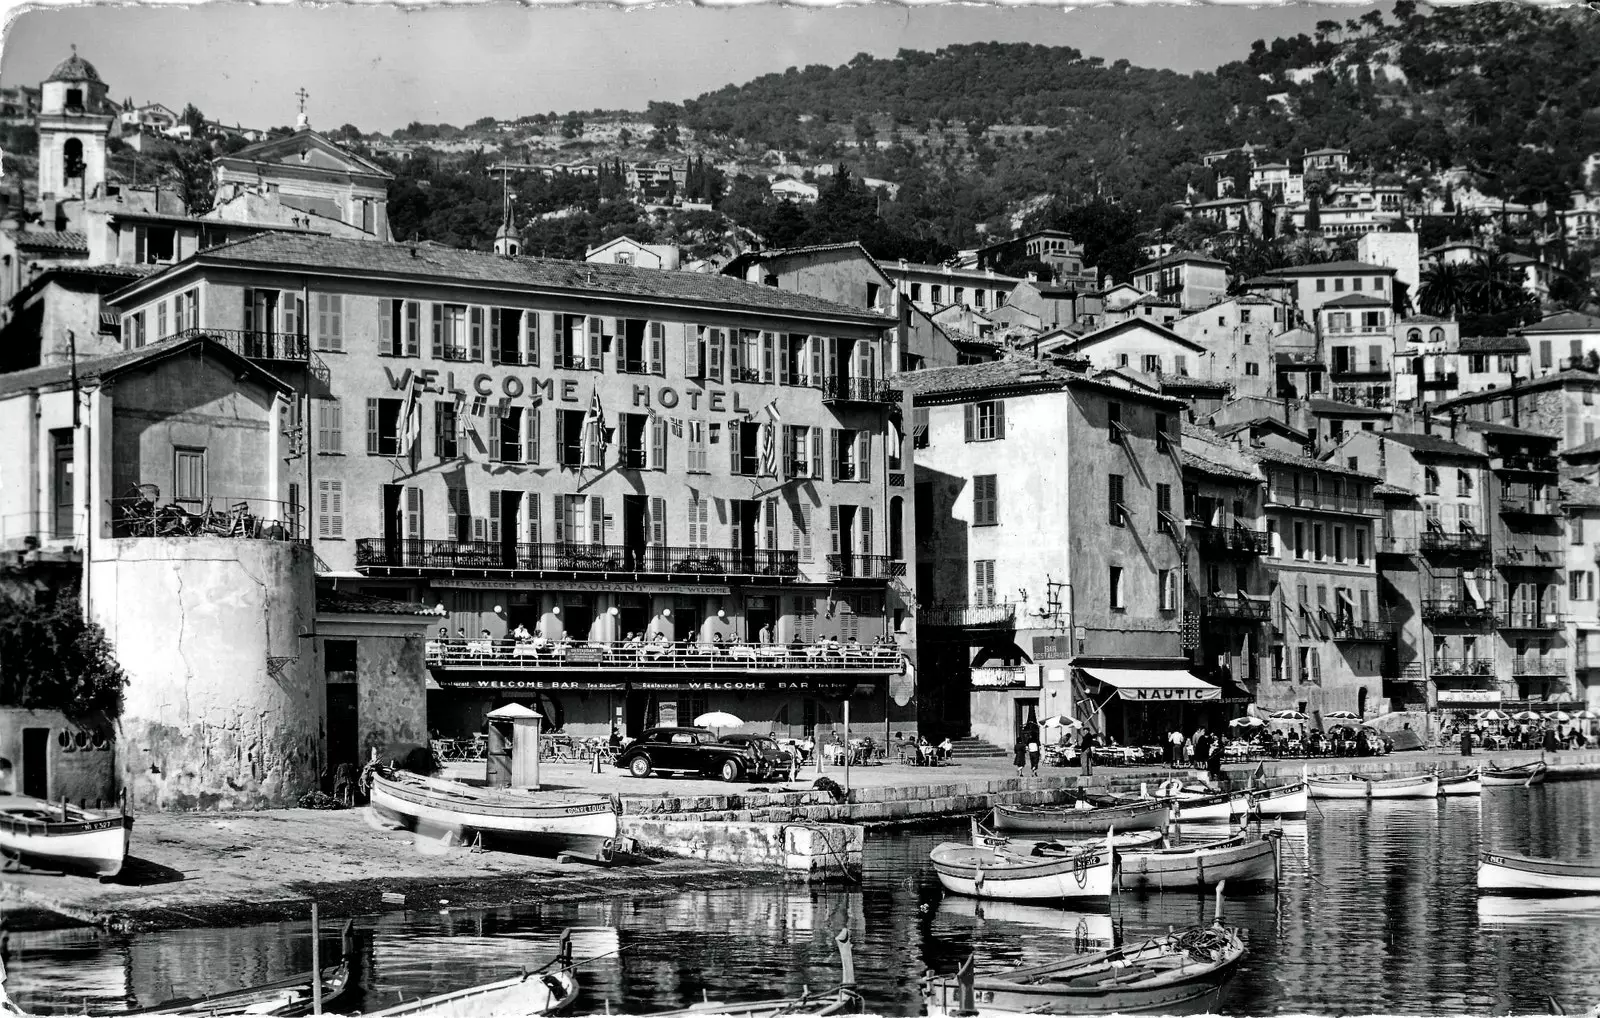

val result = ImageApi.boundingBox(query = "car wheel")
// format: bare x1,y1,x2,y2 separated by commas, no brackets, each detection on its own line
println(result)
629,755,653,779
720,759,742,782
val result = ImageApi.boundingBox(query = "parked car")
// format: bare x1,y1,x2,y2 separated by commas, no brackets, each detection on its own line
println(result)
615,727,765,782
717,734,793,779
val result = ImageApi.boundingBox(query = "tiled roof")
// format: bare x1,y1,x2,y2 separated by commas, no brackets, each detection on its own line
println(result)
1379,431,1488,460
1214,417,1310,441
1440,371,1600,408
1457,335,1529,354
317,589,446,616
5,230,87,254
1321,293,1391,309
0,336,291,401
1401,314,1450,325
1459,419,1556,441
1560,481,1600,508
12,263,156,305
1242,276,1290,286
1520,311,1600,334
1163,377,1231,393
121,234,892,325
1562,438,1600,459
1374,482,1416,498
1306,398,1391,418
896,356,1184,407
1131,251,1228,273
1268,261,1395,276
1252,444,1382,481
1180,448,1260,482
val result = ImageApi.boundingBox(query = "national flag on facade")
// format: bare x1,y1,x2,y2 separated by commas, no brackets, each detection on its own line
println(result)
401,381,423,456
469,394,488,418
586,387,608,452
762,398,782,423
669,416,684,437
761,418,778,476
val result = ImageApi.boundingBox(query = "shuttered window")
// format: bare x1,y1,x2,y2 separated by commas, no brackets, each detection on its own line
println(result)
316,479,344,539
314,294,343,351
973,475,998,526
793,503,813,561
316,399,343,454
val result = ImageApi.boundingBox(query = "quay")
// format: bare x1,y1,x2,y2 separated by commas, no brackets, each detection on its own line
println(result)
4,748,1596,934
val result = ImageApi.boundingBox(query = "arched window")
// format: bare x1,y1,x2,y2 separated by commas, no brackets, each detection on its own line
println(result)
1407,329,1422,344
62,138,84,184
889,496,905,561
1430,328,1445,344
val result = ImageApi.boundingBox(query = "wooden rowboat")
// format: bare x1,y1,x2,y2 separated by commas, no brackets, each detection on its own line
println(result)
1305,774,1370,800
991,801,1170,835
362,933,578,1018
130,960,353,1016
368,769,617,857
1118,830,1279,891
1481,761,1549,787
0,798,132,878
930,839,1116,901
1478,851,1600,895
1240,781,1307,820
971,817,1165,855
1367,774,1439,799
618,931,864,1017
1438,770,1482,797
1121,783,1252,824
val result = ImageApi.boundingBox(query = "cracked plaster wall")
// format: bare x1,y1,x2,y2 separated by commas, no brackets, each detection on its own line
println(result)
91,537,319,811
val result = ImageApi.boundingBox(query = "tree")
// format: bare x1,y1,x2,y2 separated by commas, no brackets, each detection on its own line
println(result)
560,112,584,140
1466,252,1533,315
0,587,127,719
1303,193,1322,232
337,123,363,142
1418,261,1469,318
1315,19,1341,42
181,103,206,135
1392,0,1417,25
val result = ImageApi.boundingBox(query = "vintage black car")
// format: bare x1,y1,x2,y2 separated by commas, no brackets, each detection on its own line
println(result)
616,727,775,782
717,733,794,778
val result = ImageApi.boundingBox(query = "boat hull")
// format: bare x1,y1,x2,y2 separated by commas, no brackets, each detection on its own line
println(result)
1170,792,1253,824
1368,775,1439,799
1119,836,1278,890
1306,777,1370,800
1439,772,1482,797
1482,763,1549,787
0,806,132,878
931,842,1116,900
991,802,1170,835
1241,782,1307,820
369,773,617,856
132,962,352,1016
640,989,864,1017
1478,851,1600,895
363,968,578,1018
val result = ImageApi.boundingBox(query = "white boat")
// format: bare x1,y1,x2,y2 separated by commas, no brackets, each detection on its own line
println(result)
368,770,617,857
1438,770,1482,797
1305,774,1371,800
1119,830,1279,891
1241,781,1308,820
1478,851,1600,895
991,801,1170,835
1169,791,1254,824
1481,761,1549,787
971,817,1165,854
0,798,132,878
1367,774,1439,799
363,933,579,1018
930,840,1116,901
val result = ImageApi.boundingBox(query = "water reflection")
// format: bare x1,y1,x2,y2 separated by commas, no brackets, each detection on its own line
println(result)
2,783,1598,1016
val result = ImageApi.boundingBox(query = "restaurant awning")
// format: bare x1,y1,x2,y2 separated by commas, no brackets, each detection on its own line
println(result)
1080,667,1222,702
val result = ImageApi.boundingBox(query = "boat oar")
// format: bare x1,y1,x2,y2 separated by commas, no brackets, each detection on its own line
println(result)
835,928,855,988
1212,879,1227,925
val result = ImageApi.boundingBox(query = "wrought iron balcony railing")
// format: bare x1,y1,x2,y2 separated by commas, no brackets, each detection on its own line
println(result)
1498,611,1566,631
1419,531,1490,555
1187,523,1272,555
165,327,309,362
425,638,904,674
919,602,1017,628
1329,618,1397,642
820,377,900,404
1511,657,1568,677
1430,657,1497,677
825,553,906,579
1492,454,1559,474
1203,594,1272,622
1421,598,1497,626
356,538,798,577
1499,496,1556,516
1265,487,1382,516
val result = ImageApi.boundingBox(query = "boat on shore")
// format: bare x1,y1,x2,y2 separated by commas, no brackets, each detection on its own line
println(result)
0,797,133,879
922,887,1245,1016
1438,770,1482,796
1481,761,1549,787
1478,851,1600,895
362,932,579,1017
1118,830,1279,891
368,768,618,857
930,838,1116,901
991,801,1170,835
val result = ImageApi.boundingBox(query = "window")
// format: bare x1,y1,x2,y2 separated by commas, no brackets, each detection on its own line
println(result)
792,502,813,561
1108,402,1127,445
909,282,922,302
314,294,344,351
123,311,146,349
1424,467,1440,495
973,560,996,607
1316,279,1326,293
1570,571,1593,601
866,282,881,309
1109,474,1127,527
974,474,998,527
557,409,586,467
1541,340,1554,369
1159,569,1176,611
316,479,344,539
965,400,1005,442
1575,516,1586,546
435,401,459,459
831,429,869,481
1334,526,1345,562
156,301,168,341
730,419,761,476
1174,355,1188,376
1245,362,1260,376
1334,278,1345,292
784,424,820,478
1142,354,1161,374
556,314,595,370
954,287,965,306
1267,519,1280,557
492,405,526,464
1293,522,1305,560
687,421,709,473
1109,566,1125,610
931,284,943,305
1270,645,1284,682
366,398,403,456
173,448,206,504
1313,524,1324,560
316,399,343,454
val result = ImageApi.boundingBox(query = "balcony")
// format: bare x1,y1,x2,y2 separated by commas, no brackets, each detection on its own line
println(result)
1421,598,1497,628
920,602,1017,629
1420,531,1490,556
820,377,899,405
1494,546,1562,569
168,327,309,363
1511,657,1568,677
1187,523,1272,556
1418,373,1460,392
1497,610,1566,631
1265,487,1383,517
825,554,906,579
424,638,903,676
110,493,305,541
1203,594,1272,622
1430,657,1497,678
1329,616,1398,642
355,539,798,579
1492,454,1559,474
1499,496,1556,516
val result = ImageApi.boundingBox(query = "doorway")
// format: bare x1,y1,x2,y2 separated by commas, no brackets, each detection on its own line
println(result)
326,686,359,791
51,430,74,540
746,595,776,643
836,504,858,575
21,729,48,799
734,500,761,573
561,594,594,642
382,484,403,565
1013,698,1039,748
674,596,703,646
623,495,649,571
617,594,649,642
500,490,521,568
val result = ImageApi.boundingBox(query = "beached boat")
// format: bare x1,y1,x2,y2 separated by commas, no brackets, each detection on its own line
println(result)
362,934,578,1018
1478,851,1600,895
1438,770,1482,797
1240,781,1308,820
1481,761,1549,787
368,769,618,857
1367,774,1439,799
922,893,1245,1017
930,839,1116,901
1118,830,1279,891
0,797,132,878
990,801,1170,835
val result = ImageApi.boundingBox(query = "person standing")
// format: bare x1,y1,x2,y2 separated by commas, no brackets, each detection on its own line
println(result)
1079,729,1097,778
1460,725,1473,757
1168,727,1185,768
1194,729,1212,772
1542,725,1559,755
1207,738,1227,787
1014,728,1029,778
1023,720,1042,777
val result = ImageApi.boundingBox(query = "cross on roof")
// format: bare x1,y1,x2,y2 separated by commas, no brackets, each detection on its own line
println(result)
295,87,309,113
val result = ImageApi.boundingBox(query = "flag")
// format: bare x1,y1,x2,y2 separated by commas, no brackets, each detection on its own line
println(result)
762,397,782,423
670,416,684,437
761,419,778,476
469,394,488,419
585,387,608,454
643,403,660,420
400,379,422,456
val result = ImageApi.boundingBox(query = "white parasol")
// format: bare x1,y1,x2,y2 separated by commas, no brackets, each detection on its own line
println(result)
1228,716,1266,728
1324,711,1360,721
694,711,744,733
1040,715,1083,729
1270,710,1309,722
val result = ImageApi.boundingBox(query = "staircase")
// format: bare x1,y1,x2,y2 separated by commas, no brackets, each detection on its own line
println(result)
945,736,1010,760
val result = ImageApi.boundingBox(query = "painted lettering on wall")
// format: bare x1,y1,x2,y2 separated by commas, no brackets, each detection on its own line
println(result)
389,371,739,411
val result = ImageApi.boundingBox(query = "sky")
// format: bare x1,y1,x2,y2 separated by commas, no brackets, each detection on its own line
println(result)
0,3,1370,134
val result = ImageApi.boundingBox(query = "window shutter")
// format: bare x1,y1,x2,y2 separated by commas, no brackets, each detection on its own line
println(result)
328,480,343,538
469,306,484,362
729,420,742,474
615,320,627,372
489,310,501,363
831,430,841,482
649,321,665,375
489,491,502,544
995,400,1006,439
778,333,791,386
591,495,605,545
526,407,540,465
964,404,975,442
526,311,541,368
829,505,840,556
809,336,824,386
433,402,445,457
431,303,442,358
487,405,502,462
762,331,775,383
315,293,328,345
794,503,813,561
651,496,666,545
329,401,342,454
587,316,602,370
856,338,873,384
404,302,419,357
765,497,778,549
811,428,823,480
709,329,724,382
826,336,838,383
729,330,742,379
405,486,422,538
857,431,871,482
730,502,742,553
859,506,873,557
527,492,541,544
686,327,703,378
379,299,394,353
473,516,485,543
317,480,331,538
366,398,379,454
650,415,666,470
553,494,566,544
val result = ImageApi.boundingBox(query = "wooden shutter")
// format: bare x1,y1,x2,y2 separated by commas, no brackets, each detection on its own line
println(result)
431,303,442,358
825,337,837,384
729,420,742,474
488,491,502,544
809,337,824,385
765,497,778,549
964,404,975,442
708,329,724,382
829,505,840,555
794,503,813,561
379,299,394,353
857,431,871,482
405,486,423,538
778,334,791,385
686,327,703,378
856,337,873,384
615,320,627,372
526,407,540,465
469,306,484,362
405,302,419,357
650,415,666,470
762,331,775,383
811,428,823,481
527,492,541,544
316,294,330,347
317,479,332,538
587,316,602,370
649,322,665,375
830,430,841,481
730,502,742,552
995,400,1006,439
650,496,666,545
728,330,742,380
526,311,541,368
366,398,380,454
553,494,566,544
489,310,502,363
325,480,344,538
487,405,503,462
590,495,605,545
859,506,873,557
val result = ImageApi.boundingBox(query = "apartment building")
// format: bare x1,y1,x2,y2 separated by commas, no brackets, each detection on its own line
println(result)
1437,371,1600,451
884,261,1021,317
1271,262,1397,320
1563,481,1600,713
973,230,1096,289
1129,252,1228,312
1317,293,1396,406
107,232,915,745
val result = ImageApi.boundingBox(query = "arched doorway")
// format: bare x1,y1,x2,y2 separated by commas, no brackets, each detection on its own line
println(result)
62,138,85,186
1357,686,1368,719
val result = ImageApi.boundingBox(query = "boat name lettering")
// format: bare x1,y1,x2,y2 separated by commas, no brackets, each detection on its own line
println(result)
387,368,734,411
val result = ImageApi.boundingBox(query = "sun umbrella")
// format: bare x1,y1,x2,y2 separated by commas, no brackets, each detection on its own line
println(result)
1548,711,1573,723
1040,715,1082,729
694,711,744,731
1229,716,1266,728
1270,710,1309,721
1573,709,1599,720
1476,709,1512,722
1511,710,1541,721
1325,711,1360,721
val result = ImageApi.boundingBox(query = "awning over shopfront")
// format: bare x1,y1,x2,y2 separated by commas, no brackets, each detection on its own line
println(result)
1081,667,1221,702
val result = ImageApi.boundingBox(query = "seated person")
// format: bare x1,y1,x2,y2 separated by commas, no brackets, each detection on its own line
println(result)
645,632,670,656
844,636,864,655
510,624,533,643
938,737,953,763
531,631,550,654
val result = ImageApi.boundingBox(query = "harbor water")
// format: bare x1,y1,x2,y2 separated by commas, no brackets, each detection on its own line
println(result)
4,779,1599,1016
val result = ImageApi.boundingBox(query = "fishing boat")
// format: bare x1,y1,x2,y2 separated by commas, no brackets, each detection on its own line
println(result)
930,838,1116,901
1367,774,1439,799
1122,782,1251,824
1481,761,1549,787
1477,851,1600,895
130,955,353,1016
922,886,1245,1016
368,768,618,857
1239,781,1308,820
1438,770,1482,797
610,931,864,1017
362,932,579,1017
0,797,132,878
971,817,1165,854
1118,830,1280,891
1305,774,1371,800
990,801,1170,835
